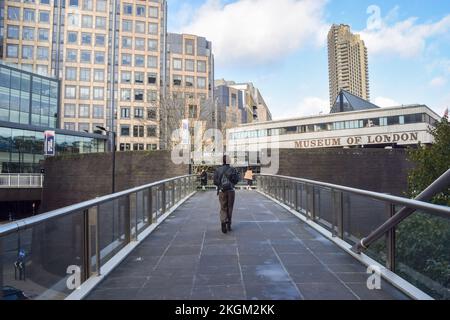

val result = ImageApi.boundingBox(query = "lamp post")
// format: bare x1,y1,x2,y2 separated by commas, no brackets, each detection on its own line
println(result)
96,126,116,194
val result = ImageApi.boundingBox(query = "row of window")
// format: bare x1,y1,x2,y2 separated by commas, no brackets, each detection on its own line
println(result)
120,88,159,102
63,122,105,134
65,86,105,100
7,26,50,42
64,104,104,119
120,125,158,138
172,75,207,89
172,59,207,73
121,20,159,34
65,67,105,82
121,3,159,18
66,14,108,29
5,44,49,60
119,143,158,152
7,7,50,23
231,113,435,140
121,36,160,51
67,0,108,12
119,107,157,120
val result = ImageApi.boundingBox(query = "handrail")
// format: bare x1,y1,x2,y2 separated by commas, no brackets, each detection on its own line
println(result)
0,174,194,237
257,174,450,217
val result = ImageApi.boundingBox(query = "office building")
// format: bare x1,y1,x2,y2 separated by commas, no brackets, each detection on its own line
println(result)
328,24,370,107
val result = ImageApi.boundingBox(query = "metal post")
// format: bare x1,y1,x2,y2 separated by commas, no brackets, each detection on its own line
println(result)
172,180,175,207
161,183,166,213
82,209,90,281
332,190,344,238
124,195,131,244
112,132,116,193
386,203,396,271
294,183,299,211
0,235,3,290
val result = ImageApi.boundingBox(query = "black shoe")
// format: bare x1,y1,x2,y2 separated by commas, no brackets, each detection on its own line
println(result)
221,223,227,234
227,223,232,232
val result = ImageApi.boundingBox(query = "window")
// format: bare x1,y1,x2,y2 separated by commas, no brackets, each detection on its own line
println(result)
122,20,133,32
66,49,77,62
38,28,49,42
121,89,131,101
79,104,90,118
123,3,133,15
148,23,158,35
79,87,90,100
96,0,106,12
7,26,19,39
136,5,145,16
185,76,194,87
95,34,105,46
147,107,157,120
82,15,93,28
133,125,144,137
64,122,76,131
147,125,157,137
120,107,130,119
79,123,90,133
147,56,158,68
94,51,105,64
197,61,207,73
41,0,50,4
120,143,131,151
82,0,93,10
65,86,76,99
69,0,79,7
173,59,182,70
81,33,92,45
23,9,35,22
67,13,79,27
148,39,158,51
65,67,77,80
135,55,145,67
173,75,182,86
80,51,91,63
93,87,104,100
197,77,206,89
135,21,145,33
7,45,18,58
23,27,35,41
121,71,131,83
64,104,76,117
39,11,50,23
95,16,106,29
68,31,78,44
189,105,198,118
122,36,132,48
94,69,104,82
149,6,158,18
122,54,132,66
7,7,20,20
134,107,144,118
147,73,157,85
134,89,144,101
380,117,388,126
120,125,130,136
93,105,104,118
79,68,90,81
185,60,195,72
133,144,144,151
147,90,158,103
185,39,194,55
135,38,145,51
135,72,144,84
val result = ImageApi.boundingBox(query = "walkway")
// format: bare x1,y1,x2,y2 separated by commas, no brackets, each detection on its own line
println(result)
86,191,408,300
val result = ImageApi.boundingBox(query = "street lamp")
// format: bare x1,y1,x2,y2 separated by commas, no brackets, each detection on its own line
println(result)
96,126,116,194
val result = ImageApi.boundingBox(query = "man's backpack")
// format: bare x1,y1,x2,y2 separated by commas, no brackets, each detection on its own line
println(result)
220,167,239,191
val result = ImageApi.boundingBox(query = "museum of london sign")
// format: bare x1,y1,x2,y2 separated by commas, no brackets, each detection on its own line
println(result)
294,132,419,149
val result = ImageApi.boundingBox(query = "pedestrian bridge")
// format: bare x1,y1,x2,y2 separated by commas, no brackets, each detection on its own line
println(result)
1,174,449,300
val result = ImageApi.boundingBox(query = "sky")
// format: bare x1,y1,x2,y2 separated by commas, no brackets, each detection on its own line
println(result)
167,0,450,120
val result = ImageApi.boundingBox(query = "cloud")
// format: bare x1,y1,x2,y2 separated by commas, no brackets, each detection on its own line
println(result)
430,77,447,88
373,97,400,108
273,96,328,119
179,0,329,66
360,11,450,58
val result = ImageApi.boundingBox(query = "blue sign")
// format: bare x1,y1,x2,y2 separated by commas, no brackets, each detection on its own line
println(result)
44,130,55,156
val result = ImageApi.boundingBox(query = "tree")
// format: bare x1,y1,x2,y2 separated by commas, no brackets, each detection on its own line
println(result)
396,117,450,299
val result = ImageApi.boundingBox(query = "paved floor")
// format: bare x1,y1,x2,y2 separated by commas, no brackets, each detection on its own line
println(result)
86,191,408,300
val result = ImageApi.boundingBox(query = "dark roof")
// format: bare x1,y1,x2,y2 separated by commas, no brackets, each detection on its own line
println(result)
330,90,380,113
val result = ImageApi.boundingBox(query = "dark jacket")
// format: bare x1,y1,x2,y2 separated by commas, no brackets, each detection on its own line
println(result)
200,171,208,185
214,165,240,191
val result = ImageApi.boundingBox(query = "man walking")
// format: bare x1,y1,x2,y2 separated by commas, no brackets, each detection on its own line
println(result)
214,155,240,234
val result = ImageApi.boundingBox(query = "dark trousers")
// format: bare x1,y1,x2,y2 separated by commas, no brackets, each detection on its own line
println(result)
219,190,235,224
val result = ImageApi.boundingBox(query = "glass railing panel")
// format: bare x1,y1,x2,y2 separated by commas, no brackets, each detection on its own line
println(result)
1,210,85,300
314,187,333,231
395,211,450,300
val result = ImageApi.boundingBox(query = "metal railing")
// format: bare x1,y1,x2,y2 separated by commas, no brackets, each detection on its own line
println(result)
0,175,196,300
256,174,450,300
0,174,44,188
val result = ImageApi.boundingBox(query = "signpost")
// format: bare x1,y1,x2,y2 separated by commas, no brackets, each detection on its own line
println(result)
44,130,56,156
